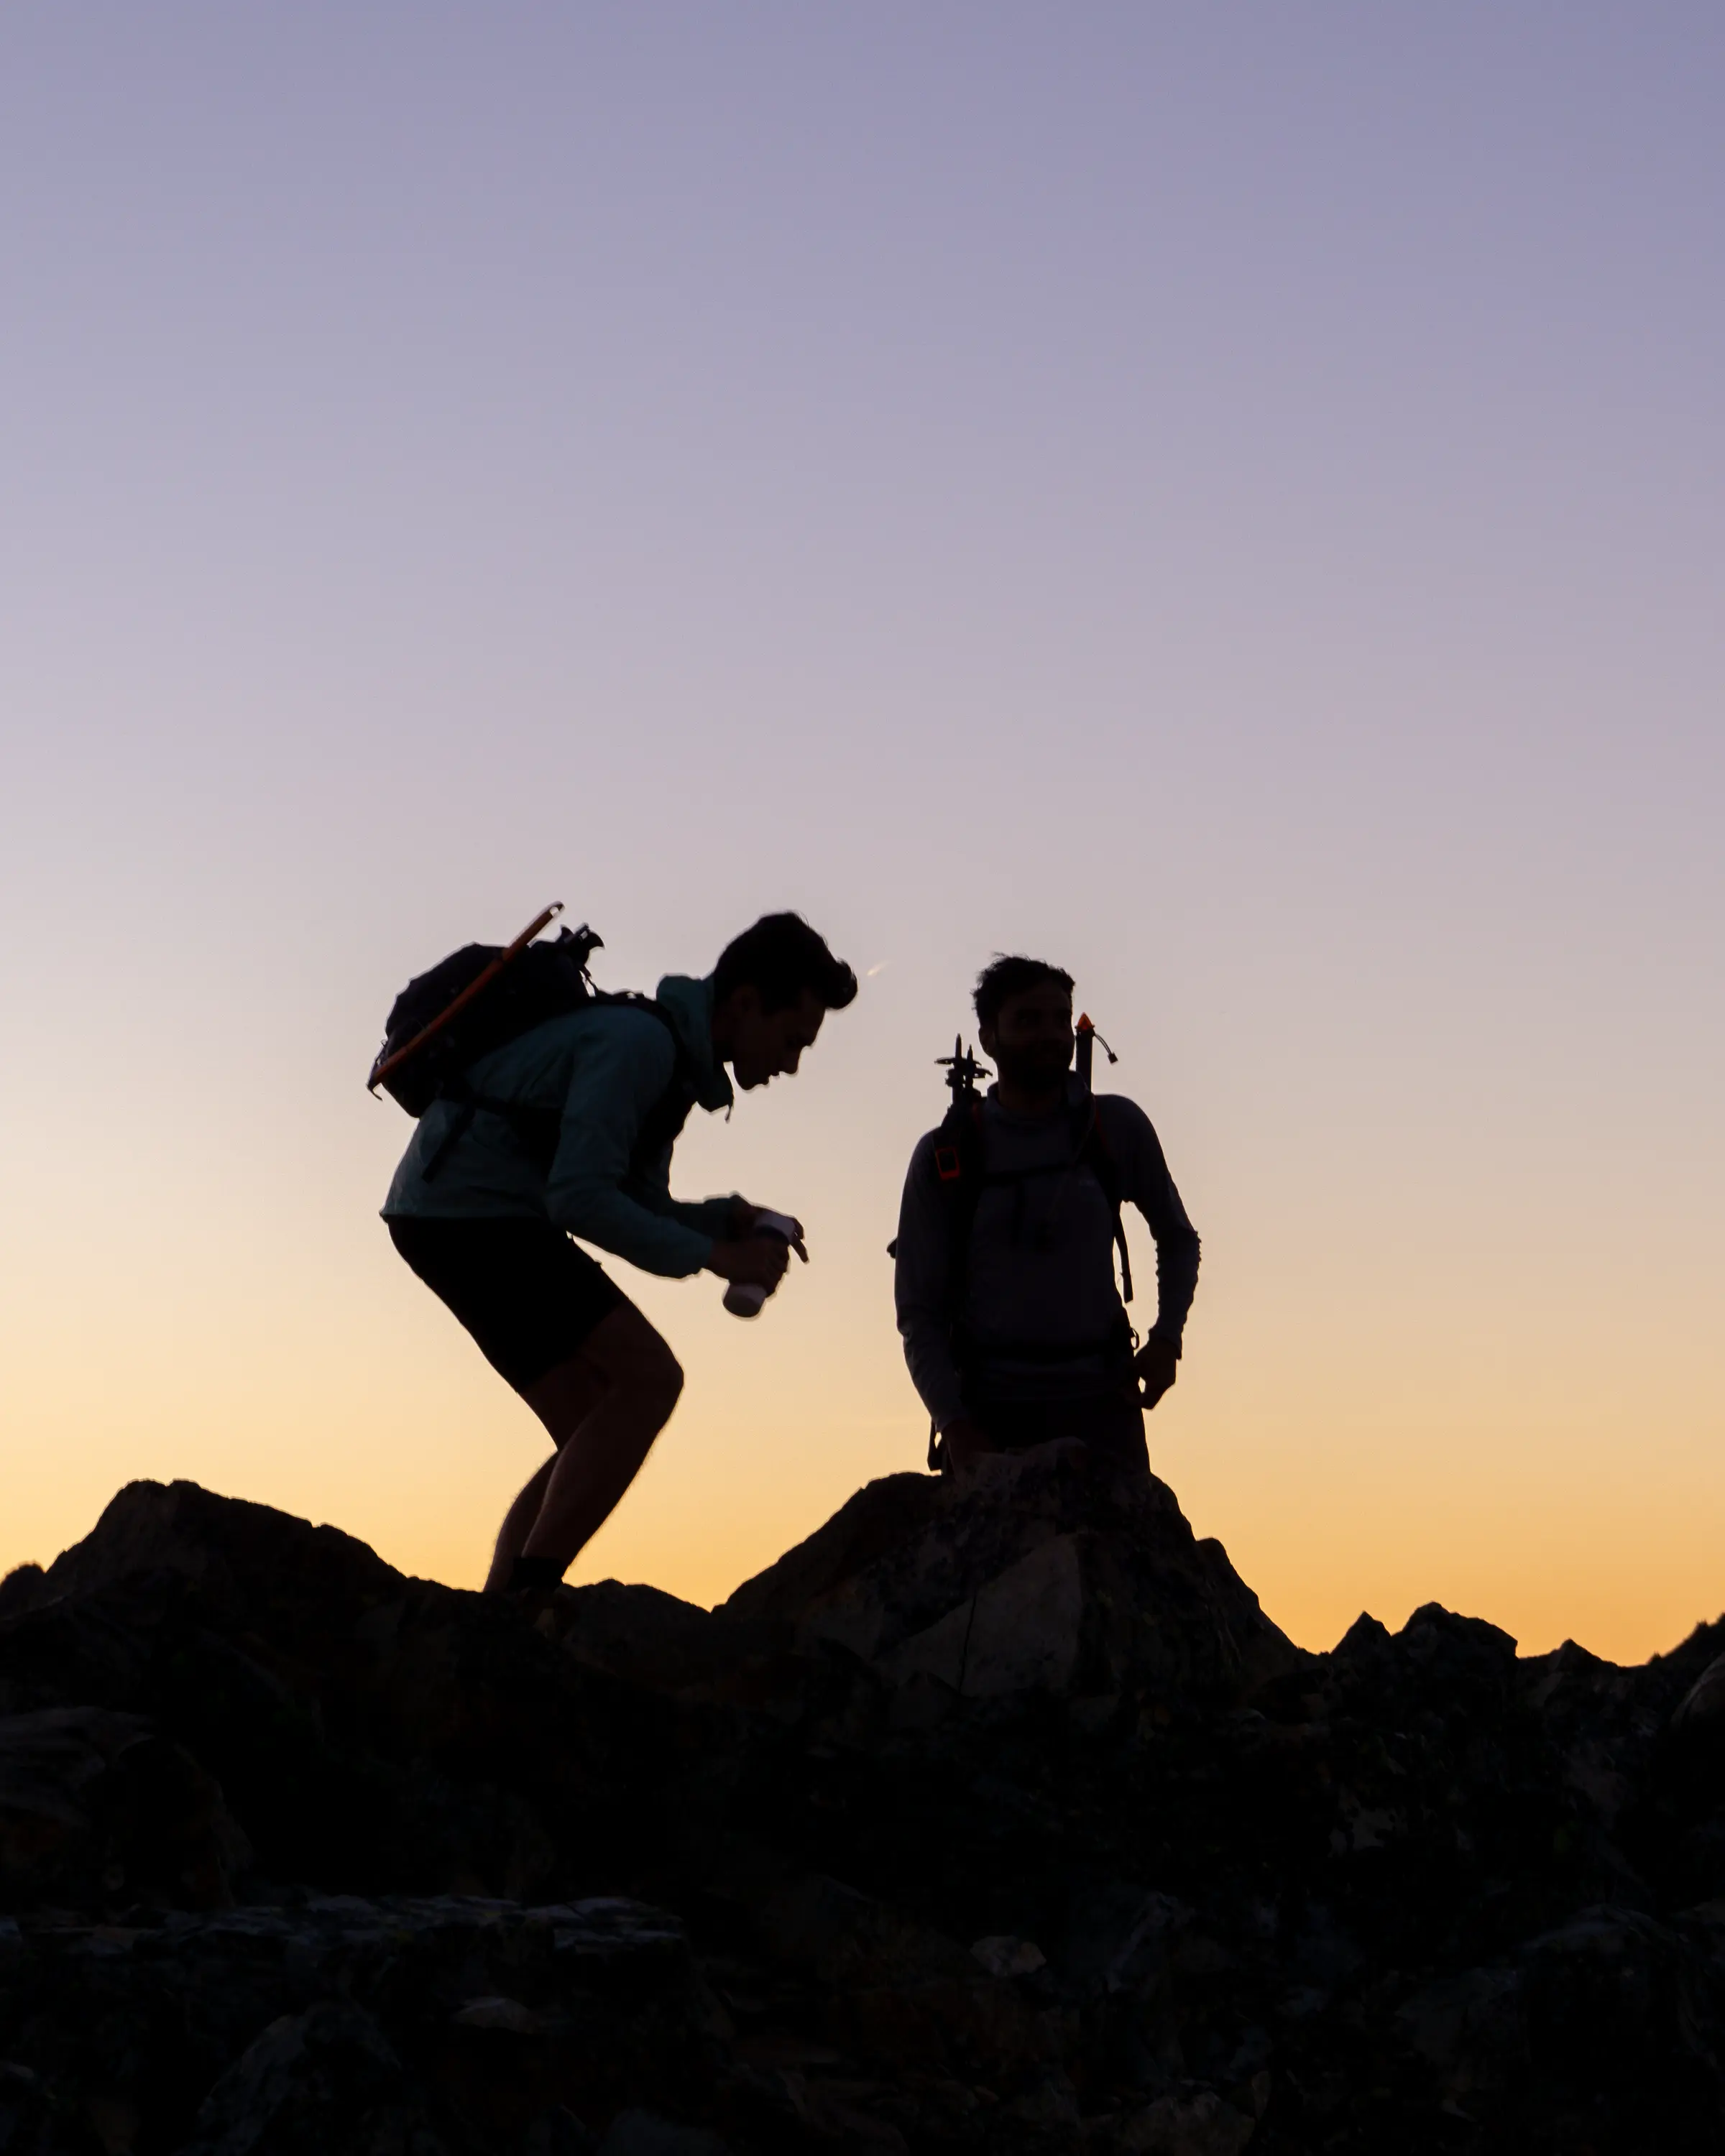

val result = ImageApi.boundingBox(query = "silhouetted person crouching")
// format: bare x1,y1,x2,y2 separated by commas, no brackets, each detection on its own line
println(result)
894,956,1199,1478
382,913,856,1599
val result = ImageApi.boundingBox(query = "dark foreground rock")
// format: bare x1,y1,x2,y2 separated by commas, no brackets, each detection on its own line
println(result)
3,1447,1724,2152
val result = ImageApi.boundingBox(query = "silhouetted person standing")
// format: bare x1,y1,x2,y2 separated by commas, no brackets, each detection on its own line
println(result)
894,956,1200,1476
384,913,857,1596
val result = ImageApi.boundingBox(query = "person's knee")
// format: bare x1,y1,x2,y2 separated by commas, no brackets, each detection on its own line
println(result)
621,1325,683,1417
640,1344,684,1422
589,1309,684,1422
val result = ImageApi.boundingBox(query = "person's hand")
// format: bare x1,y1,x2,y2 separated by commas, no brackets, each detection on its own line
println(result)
1133,1335,1180,1410
729,1199,809,1262
705,1236,794,1292
939,1412,991,1472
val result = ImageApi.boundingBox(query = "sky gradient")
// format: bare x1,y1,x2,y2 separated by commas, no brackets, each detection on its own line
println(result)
4,6,1721,1662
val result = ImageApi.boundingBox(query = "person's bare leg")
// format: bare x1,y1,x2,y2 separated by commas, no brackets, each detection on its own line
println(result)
482,1360,608,1592
517,1304,684,1575
484,1457,557,1593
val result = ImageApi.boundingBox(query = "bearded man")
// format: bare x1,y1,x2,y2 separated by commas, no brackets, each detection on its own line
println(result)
893,955,1200,1475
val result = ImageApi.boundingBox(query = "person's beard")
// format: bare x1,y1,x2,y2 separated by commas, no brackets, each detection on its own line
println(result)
993,1041,1071,1096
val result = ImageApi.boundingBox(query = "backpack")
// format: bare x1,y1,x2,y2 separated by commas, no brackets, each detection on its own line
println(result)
929,1087,1135,1326
369,903,697,1181
369,905,601,1116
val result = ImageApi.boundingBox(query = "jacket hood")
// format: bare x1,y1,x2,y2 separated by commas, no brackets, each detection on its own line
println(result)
654,973,734,1115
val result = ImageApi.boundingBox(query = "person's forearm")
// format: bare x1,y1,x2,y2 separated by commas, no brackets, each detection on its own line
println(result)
641,1188,737,1238
548,1179,713,1277
1152,1229,1201,1340
900,1318,967,1431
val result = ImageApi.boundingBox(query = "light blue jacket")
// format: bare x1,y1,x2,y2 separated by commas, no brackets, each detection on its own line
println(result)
381,973,736,1277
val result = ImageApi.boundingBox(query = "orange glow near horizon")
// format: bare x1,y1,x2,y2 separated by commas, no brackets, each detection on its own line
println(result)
5,1060,1721,1669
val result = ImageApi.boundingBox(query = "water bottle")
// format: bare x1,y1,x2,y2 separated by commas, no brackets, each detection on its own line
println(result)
722,1210,801,1318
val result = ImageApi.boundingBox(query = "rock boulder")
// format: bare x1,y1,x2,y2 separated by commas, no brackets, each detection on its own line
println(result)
723,1442,1298,1702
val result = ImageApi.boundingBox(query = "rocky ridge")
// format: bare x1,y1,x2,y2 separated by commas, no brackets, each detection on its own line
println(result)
3,1444,1725,2153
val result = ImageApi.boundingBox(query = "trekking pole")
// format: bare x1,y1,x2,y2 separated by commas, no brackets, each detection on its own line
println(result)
367,901,564,1096
936,1036,990,1105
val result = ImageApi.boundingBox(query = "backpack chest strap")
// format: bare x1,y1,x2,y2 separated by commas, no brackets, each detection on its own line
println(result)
932,1097,1134,1307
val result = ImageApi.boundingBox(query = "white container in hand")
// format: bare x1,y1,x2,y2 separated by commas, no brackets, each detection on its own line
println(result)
723,1210,801,1318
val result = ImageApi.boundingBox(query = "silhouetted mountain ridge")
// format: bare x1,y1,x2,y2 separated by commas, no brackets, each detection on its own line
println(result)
4,1454,1725,2152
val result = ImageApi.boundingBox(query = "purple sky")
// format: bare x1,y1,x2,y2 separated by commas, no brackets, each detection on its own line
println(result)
3,7,1721,1652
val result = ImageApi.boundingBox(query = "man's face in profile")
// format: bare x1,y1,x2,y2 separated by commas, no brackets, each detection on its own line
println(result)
980,981,1074,1096
723,986,827,1089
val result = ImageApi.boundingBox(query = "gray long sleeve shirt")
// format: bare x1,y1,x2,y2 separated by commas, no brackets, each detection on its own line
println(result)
893,1080,1200,1430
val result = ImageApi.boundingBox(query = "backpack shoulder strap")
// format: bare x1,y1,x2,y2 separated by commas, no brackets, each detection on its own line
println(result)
586,992,700,1174
1072,1097,1133,1305
931,1092,985,1187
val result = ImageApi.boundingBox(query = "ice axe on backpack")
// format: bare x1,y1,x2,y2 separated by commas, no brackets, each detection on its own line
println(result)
367,900,567,1100
1074,1013,1117,1095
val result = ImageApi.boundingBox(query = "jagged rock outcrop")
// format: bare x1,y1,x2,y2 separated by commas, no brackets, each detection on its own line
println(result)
722,1442,1297,1700
3,1450,1724,2152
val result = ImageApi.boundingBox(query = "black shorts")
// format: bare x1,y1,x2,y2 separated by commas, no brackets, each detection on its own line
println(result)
387,1217,626,1393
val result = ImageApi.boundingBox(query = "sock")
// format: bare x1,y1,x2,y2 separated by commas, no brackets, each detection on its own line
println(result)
505,1553,564,1595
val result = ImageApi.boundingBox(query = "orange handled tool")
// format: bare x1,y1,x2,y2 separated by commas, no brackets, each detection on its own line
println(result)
367,901,564,1096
